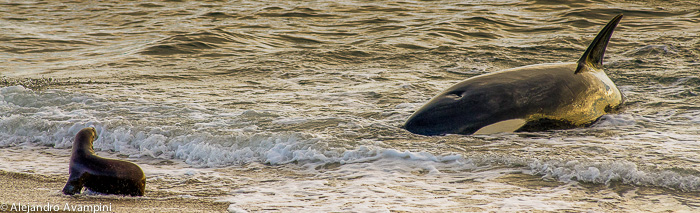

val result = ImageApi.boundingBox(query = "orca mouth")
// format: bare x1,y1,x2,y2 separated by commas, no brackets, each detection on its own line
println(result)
404,114,454,136
403,125,444,136
404,117,429,135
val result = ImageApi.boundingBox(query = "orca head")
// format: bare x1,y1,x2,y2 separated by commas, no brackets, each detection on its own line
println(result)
404,90,483,136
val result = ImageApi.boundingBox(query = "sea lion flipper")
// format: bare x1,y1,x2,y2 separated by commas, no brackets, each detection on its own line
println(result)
62,172,87,195
575,14,623,74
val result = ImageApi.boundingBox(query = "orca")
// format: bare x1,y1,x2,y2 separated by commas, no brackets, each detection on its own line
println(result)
404,14,624,136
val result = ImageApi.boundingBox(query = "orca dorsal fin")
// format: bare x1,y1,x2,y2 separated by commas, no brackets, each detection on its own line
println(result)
575,14,623,74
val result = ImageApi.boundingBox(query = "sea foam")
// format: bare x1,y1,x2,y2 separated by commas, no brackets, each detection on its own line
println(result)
2,86,700,192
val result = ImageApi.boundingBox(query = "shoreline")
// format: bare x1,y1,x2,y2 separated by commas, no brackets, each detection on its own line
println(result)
0,170,230,213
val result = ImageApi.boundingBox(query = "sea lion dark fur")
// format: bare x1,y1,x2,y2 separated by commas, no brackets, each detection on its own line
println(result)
62,127,146,196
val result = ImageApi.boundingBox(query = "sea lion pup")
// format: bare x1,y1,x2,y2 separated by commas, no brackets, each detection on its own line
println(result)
62,127,146,196
404,14,625,136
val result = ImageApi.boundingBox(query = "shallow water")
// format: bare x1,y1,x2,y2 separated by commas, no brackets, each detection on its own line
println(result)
2,0,700,211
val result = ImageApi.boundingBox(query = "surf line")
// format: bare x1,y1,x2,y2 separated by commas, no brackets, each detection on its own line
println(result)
6,202,112,213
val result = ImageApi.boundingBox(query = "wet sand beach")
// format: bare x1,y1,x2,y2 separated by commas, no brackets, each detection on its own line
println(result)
0,171,229,213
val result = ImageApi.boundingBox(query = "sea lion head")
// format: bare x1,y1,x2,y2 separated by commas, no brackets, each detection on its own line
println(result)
73,127,98,155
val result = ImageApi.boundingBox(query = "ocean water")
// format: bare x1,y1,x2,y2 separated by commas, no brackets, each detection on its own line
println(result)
1,0,700,211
